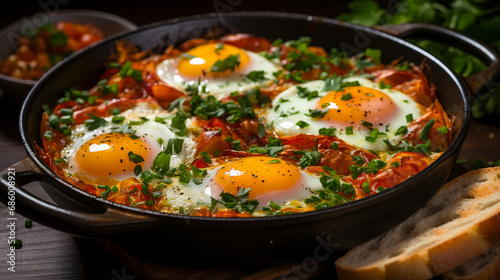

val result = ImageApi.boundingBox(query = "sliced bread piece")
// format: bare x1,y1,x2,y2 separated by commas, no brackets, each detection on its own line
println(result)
443,240,500,280
335,166,500,280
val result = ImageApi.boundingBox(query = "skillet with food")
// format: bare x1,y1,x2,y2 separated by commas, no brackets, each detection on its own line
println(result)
1,12,499,263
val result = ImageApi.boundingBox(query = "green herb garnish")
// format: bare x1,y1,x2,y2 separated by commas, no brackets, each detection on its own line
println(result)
84,113,108,131
210,54,241,72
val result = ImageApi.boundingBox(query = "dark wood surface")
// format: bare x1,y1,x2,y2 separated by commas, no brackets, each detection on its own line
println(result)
0,1,499,279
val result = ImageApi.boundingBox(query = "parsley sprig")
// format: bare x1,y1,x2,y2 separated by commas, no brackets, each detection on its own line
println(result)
248,137,283,157
184,87,270,124
210,188,259,213
323,75,361,91
210,54,241,72
295,149,322,169
305,173,354,210
384,139,432,155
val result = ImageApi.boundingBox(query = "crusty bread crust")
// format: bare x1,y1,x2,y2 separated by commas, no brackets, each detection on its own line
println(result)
444,241,500,280
335,166,500,280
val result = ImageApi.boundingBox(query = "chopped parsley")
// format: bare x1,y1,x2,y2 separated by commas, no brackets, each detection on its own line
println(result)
365,128,380,143
361,120,373,128
379,81,391,89
49,30,68,47
437,126,448,135
54,158,67,165
210,54,241,72
364,48,382,64
297,86,319,100
346,126,354,135
211,187,259,213
165,138,184,155
25,220,33,228
384,139,432,155
134,165,142,176
214,43,224,54
395,126,408,135
246,70,266,82
268,201,281,210
248,137,283,157
97,79,118,95
362,181,371,193
307,108,329,118
111,108,121,115
315,173,355,206
319,127,336,136
128,151,144,164
43,131,53,141
84,114,107,131
112,116,125,124
200,151,212,163
110,125,139,139
352,51,377,69
171,110,189,136
188,87,269,124
349,158,386,179
225,136,241,151
257,123,266,137
118,61,143,82
296,120,310,128
151,152,171,175
323,75,361,91
12,239,22,250
341,93,353,100
420,118,435,141
98,185,117,199
296,149,322,169
155,116,167,124
181,53,197,59
398,62,409,71
352,156,365,165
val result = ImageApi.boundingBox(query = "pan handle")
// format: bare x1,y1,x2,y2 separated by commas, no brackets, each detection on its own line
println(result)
374,23,500,94
0,157,158,237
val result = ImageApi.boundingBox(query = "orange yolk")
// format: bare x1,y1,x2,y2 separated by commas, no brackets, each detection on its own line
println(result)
177,43,250,77
317,86,398,128
215,157,301,200
75,133,150,179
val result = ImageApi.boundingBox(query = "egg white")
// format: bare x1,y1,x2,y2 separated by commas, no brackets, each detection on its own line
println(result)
265,77,423,151
156,50,281,100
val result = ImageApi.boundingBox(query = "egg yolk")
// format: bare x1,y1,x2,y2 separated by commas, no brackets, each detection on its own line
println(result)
177,43,250,77
75,133,150,179
215,157,301,200
317,86,398,128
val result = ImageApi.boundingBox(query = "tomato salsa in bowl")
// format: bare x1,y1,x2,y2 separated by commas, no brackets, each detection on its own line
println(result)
0,9,137,102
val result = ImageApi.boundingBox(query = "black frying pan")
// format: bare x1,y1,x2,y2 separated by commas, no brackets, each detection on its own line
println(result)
1,12,499,264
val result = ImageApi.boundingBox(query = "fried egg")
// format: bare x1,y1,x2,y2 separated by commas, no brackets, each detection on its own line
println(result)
265,77,423,151
158,156,323,212
61,102,196,186
156,42,281,100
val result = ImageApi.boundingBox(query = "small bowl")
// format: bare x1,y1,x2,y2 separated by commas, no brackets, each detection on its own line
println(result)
0,9,137,103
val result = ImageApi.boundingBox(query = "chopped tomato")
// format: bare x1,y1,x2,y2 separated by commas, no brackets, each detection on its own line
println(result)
1,21,104,80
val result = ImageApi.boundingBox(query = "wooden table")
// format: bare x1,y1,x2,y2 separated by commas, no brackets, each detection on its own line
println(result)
1,2,500,279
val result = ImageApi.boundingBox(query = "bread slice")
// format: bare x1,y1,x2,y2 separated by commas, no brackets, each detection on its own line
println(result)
443,240,500,280
335,166,500,280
